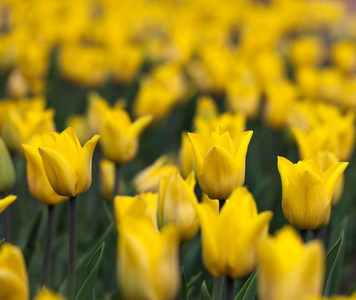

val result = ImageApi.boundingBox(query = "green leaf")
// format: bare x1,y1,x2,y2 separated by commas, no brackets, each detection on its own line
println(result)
234,268,258,300
0,238,4,247
324,231,344,297
201,281,212,300
59,221,116,294
187,272,203,290
75,242,105,300
22,208,43,266
181,268,188,300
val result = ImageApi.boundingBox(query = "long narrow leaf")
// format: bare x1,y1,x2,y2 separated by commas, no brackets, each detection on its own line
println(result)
234,268,258,300
201,281,212,300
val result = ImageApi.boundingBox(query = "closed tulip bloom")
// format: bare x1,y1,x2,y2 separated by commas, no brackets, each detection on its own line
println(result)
22,134,68,205
158,172,199,242
38,127,100,197
188,127,253,200
0,195,16,214
0,138,15,193
118,216,180,300
99,158,115,201
196,187,272,278
0,243,29,300
258,226,324,300
178,132,195,178
101,108,152,164
277,156,348,230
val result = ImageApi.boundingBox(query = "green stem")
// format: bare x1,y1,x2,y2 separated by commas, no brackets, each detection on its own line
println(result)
226,277,234,300
42,204,55,287
2,207,9,241
212,276,224,300
67,197,77,300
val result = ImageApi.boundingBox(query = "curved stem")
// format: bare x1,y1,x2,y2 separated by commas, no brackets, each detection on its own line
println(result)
67,197,77,300
42,204,55,286
212,276,224,300
226,276,234,300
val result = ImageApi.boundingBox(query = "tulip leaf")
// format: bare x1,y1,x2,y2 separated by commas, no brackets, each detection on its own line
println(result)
187,272,203,289
59,221,116,294
234,268,258,300
22,208,43,266
75,242,105,300
201,281,212,300
324,231,344,297
181,268,188,300
0,238,4,247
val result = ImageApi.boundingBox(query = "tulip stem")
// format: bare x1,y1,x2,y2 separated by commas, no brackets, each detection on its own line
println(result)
212,277,224,300
300,229,308,243
2,207,10,241
42,204,55,287
67,197,77,300
114,163,121,198
219,199,226,212
226,277,234,300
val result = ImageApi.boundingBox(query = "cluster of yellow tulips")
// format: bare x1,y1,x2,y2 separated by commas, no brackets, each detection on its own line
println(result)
1,0,356,299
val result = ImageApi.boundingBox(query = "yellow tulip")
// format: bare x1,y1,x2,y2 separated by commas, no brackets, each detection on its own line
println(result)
22,134,68,205
158,172,199,242
66,115,90,145
277,155,348,230
308,292,356,300
86,92,111,136
188,127,253,200
114,192,159,231
34,288,66,300
258,226,324,300
99,158,115,201
178,132,195,178
332,41,356,73
100,108,152,164
0,243,29,300
38,127,100,197
196,187,272,278
0,138,15,193
133,155,180,193
0,195,16,214
118,216,180,300
289,36,323,67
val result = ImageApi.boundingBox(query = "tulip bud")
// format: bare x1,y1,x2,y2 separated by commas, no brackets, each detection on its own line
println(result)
258,226,324,300
277,155,348,230
34,287,65,300
99,158,115,201
0,138,15,193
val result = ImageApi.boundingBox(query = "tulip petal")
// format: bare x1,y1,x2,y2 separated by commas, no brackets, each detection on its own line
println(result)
285,170,328,230
292,128,311,159
203,146,239,200
39,147,77,197
158,175,170,227
188,132,207,186
0,195,16,214
130,115,153,137
277,156,295,202
323,162,348,202
76,135,100,195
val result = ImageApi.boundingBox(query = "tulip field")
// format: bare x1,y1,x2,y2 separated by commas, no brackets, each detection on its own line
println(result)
1,0,356,299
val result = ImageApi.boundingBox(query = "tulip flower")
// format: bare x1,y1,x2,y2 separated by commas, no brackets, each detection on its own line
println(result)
158,172,199,242
188,127,253,200
277,155,348,230
100,108,152,164
0,243,29,300
99,158,116,201
308,292,356,300
196,187,272,278
38,127,100,197
178,132,195,178
118,215,180,300
258,226,324,300
34,288,66,300
0,195,16,214
0,138,15,194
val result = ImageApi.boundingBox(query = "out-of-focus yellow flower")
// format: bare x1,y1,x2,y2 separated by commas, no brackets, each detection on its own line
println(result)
34,287,66,300
22,134,68,205
0,243,29,300
188,127,253,200
0,138,15,193
226,75,261,119
114,192,158,231
277,155,348,230
86,92,111,136
2,97,55,153
308,292,356,300
317,151,344,207
319,68,343,103
306,1,344,29
133,155,180,193
197,187,272,278
99,158,115,201
258,226,324,300
0,195,16,214
38,127,100,197
101,108,152,164
6,69,30,99
264,80,298,129
118,215,180,300
178,132,195,178
253,51,284,88
341,77,356,109
332,41,356,73
133,77,177,123
289,36,323,67
296,67,320,98
66,115,90,145
158,172,198,242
